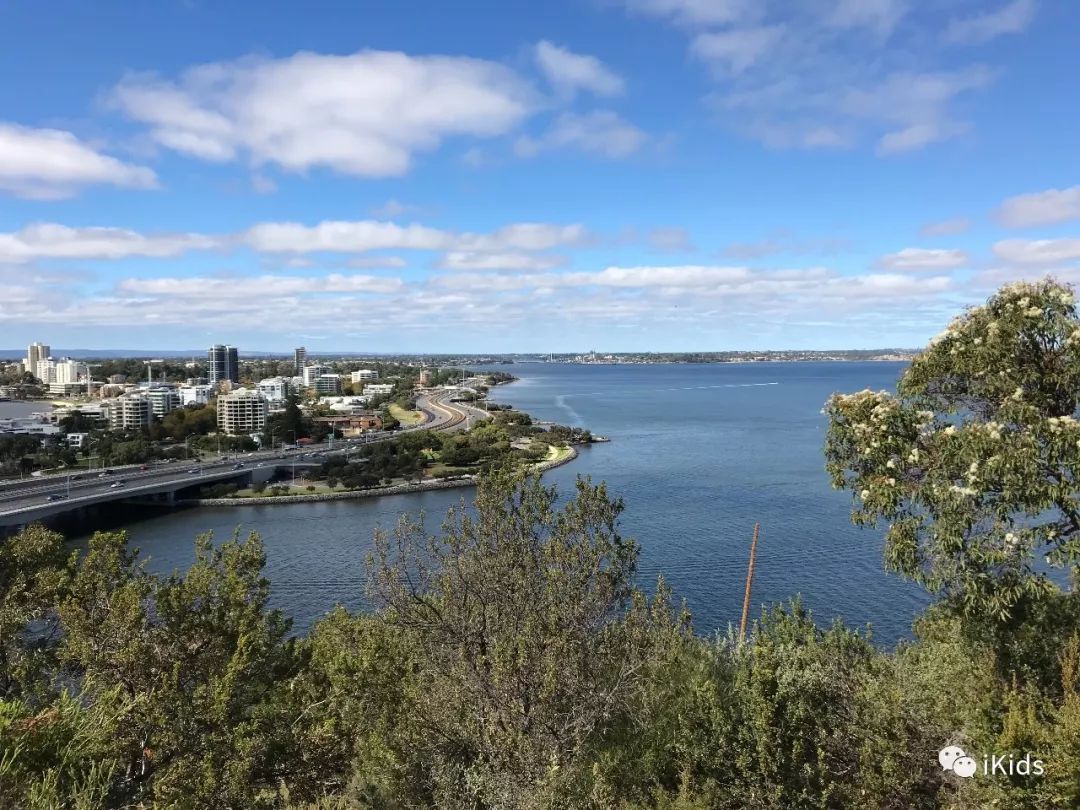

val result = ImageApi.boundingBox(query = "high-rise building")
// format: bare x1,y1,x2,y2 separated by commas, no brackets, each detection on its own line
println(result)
25,342,49,377
208,345,239,385
217,389,268,435
294,346,307,374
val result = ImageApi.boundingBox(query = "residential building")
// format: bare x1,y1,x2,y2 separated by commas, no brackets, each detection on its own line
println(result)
208,344,239,385
25,342,49,377
302,364,330,387
294,346,307,374
257,376,291,404
363,383,395,397
106,395,151,431
217,389,268,435
146,387,180,418
315,374,343,395
350,369,378,383
66,432,89,449
418,369,432,386
179,384,213,406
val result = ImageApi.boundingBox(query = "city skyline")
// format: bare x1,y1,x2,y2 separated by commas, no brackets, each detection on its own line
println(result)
1,1,1078,352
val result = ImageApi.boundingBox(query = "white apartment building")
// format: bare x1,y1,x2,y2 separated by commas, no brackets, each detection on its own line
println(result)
302,364,331,387
179,385,213,406
146,387,180,418
350,369,378,383
315,374,343,395
363,383,395,397
106,395,151,431
217,389,268,435
256,376,291,404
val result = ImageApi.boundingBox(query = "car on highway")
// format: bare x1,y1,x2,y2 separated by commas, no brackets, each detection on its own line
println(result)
109,481,125,489
45,493,65,502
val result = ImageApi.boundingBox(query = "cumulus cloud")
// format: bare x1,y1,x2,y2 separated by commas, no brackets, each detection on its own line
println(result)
0,123,158,199
110,49,537,177
992,238,1080,266
919,217,971,237
534,41,624,97
515,111,647,159
996,185,1080,228
878,247,969,270
945,0,1037,45
0,223,217,263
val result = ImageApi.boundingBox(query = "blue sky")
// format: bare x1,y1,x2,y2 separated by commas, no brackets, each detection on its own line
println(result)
1,0,1078,353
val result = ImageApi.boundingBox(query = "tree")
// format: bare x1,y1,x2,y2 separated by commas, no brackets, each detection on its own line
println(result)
366,468,659,806
825,278,1080,629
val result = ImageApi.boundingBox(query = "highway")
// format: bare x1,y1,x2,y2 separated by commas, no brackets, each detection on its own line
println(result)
0,389,482,527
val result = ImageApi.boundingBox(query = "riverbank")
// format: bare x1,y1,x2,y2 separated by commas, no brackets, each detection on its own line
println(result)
182,444,580,507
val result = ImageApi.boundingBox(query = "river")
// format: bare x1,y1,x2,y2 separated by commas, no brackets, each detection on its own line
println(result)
67,362,928,644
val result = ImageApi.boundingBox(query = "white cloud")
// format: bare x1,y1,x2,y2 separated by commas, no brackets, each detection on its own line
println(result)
534,41,624,97
827,0,907,37
0,123,158,199
0,223,217,263
636,1,1002,155
919,217,971,237
842,67,994,155
438,251,567,271
244,220,451,254
111,50,537,177
945,0,1037,45
996,185,1080,228
369,199,424,219
346,256,408,269
119,273,403,297
515,111,646,159
244,219,589,255
621,0,755,27
878,247,969,270
992,238,1080,266
691,27,784,75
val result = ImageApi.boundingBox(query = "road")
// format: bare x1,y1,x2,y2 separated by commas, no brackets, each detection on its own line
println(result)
0,388,483,525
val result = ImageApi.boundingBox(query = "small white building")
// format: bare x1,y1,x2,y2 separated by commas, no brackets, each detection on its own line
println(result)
146,387,180,418
363,383,395,397
179,384,213,407
350,369,378,383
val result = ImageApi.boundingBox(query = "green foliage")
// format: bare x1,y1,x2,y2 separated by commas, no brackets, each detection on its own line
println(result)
825,278,1080,627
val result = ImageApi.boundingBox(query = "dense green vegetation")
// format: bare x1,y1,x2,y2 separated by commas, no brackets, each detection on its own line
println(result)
3,280,1080,807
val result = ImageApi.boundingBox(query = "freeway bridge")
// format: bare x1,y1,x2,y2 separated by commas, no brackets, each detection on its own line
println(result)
0,390,479,531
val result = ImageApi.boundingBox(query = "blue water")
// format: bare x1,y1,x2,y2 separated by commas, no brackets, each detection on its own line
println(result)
72,362,928,644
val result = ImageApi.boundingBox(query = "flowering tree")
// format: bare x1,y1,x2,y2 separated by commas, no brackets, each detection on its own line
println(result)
825,278,1080,622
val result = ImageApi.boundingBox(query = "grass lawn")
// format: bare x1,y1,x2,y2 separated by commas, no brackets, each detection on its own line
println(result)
542,445,573,463
389,403,426,426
